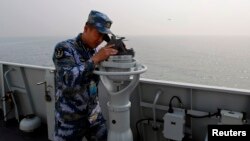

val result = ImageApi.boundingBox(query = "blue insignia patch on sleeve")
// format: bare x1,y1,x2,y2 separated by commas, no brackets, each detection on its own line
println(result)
55,48,64,59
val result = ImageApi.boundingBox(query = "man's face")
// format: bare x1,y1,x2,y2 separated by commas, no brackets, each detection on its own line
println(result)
85,26,104,48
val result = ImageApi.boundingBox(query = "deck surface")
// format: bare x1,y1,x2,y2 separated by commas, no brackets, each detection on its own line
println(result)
0,110,49,141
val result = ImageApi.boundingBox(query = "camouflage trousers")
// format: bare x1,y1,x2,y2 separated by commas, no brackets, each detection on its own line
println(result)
54,115,107,141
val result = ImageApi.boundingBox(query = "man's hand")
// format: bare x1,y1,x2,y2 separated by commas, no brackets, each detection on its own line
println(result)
91,44,118,64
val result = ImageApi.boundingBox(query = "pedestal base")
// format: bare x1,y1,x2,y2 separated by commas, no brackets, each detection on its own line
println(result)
107,101,133,141
108,129,133,141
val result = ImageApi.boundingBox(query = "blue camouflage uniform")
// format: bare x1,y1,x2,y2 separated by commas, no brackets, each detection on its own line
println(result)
53,10,113,141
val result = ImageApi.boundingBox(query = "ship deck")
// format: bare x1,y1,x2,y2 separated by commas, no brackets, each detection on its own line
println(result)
0,111,49,141
1,61,250,141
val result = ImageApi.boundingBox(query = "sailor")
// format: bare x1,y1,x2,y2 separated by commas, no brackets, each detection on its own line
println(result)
52,10,118,141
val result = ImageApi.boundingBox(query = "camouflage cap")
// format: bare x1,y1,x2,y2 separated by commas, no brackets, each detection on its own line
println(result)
87,10,113,34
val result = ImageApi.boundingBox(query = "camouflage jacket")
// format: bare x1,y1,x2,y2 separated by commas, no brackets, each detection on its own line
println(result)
52,33,102,125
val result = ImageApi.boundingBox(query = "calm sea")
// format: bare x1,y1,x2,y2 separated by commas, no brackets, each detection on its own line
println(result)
0,35,249,90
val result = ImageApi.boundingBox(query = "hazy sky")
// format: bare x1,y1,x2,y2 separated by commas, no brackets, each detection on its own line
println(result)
1,0,250,37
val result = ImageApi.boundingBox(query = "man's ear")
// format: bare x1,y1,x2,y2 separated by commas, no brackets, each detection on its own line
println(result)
84,25,88,32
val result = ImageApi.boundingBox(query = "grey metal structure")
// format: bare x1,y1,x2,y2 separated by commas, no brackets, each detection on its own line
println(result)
0,61,55,140
1,61,250,141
